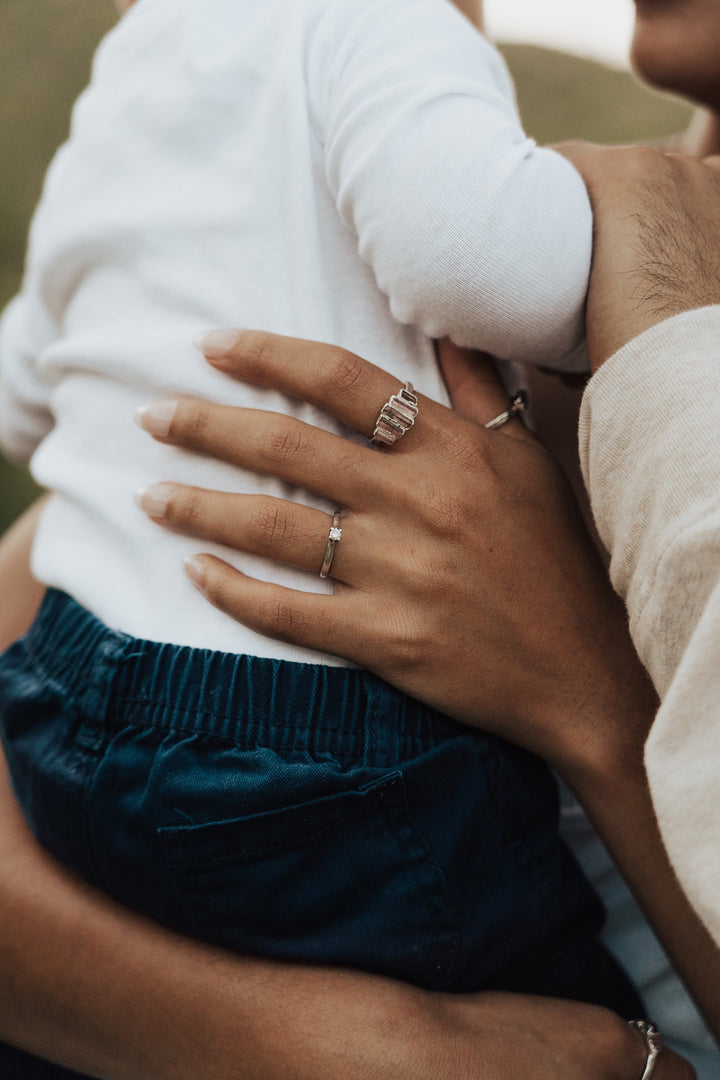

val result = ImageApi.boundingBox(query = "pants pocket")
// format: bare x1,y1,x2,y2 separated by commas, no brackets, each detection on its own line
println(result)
159,771,460,988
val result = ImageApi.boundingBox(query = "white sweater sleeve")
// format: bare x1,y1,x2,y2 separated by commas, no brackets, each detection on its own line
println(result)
307,0,592,368
0,287,57,465
579,306,720,945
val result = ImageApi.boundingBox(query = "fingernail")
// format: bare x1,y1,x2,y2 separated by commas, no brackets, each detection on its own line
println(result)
184,554,207,590
135,399,178,437
192,329,240,361
134,483,174,519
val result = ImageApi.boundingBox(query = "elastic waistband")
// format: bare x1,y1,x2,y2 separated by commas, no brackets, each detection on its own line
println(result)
21,590,479,766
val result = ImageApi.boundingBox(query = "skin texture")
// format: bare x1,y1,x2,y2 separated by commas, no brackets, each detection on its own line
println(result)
557,143,720,368
0,0,718,1075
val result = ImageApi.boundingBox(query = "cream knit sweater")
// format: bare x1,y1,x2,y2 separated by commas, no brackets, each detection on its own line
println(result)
579,305,720,946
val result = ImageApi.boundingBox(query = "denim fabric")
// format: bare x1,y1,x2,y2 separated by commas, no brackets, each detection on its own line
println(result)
0,591,641,1078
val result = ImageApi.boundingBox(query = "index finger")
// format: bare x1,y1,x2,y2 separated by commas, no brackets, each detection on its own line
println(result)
194,329,450,449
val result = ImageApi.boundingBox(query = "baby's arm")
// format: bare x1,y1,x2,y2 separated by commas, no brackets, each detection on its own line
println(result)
309,0,592,368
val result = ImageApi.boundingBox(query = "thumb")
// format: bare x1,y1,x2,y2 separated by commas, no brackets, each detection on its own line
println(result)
437,339,532,441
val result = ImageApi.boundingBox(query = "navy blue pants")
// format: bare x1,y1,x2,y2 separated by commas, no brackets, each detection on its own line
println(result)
0,591,641,1076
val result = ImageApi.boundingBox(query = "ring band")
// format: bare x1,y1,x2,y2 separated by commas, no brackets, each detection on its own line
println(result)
370,381,418,446
484,390,528,430
628,1021,663,1079
319,510,342,579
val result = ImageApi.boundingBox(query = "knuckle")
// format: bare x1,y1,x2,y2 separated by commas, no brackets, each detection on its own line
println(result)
183,401,212,445
163,486,203,526
416,483,469,540
184,489,203,526
241,330,275,374
258,423,310,467
258,596,298,639
202,565,230,607
322,348,368,400
442,425,486,474
251,499,296,549
378,609,428,671
421,554,459,599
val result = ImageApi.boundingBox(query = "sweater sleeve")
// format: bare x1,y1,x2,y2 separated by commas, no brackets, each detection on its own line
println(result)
579,305,720,945
307,0,592,368
0,286,58,465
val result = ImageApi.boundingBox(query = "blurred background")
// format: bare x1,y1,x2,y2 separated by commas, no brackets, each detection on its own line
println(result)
0,0,693,535
486,0,636,67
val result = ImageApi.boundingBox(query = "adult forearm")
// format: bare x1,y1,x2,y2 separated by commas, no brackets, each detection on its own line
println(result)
566,742,720,1045
0,497,47,652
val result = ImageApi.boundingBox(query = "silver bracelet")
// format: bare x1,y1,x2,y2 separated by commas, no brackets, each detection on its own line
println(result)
628,1020,663,1079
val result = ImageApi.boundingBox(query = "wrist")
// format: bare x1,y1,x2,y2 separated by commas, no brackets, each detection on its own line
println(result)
539,657,658,797
255,968,434,1080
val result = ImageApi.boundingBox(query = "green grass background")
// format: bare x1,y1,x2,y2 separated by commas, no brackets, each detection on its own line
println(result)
0,0,693,534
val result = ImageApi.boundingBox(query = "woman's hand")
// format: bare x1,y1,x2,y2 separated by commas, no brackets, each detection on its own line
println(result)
135,332,720,1040
135,329,656,784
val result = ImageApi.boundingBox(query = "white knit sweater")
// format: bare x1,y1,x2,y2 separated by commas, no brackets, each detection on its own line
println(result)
579,305,720,947
0,0,592,660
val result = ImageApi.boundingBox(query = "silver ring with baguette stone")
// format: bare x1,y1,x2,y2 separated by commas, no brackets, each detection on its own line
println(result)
370,381,418,447
628,1021,663,1079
